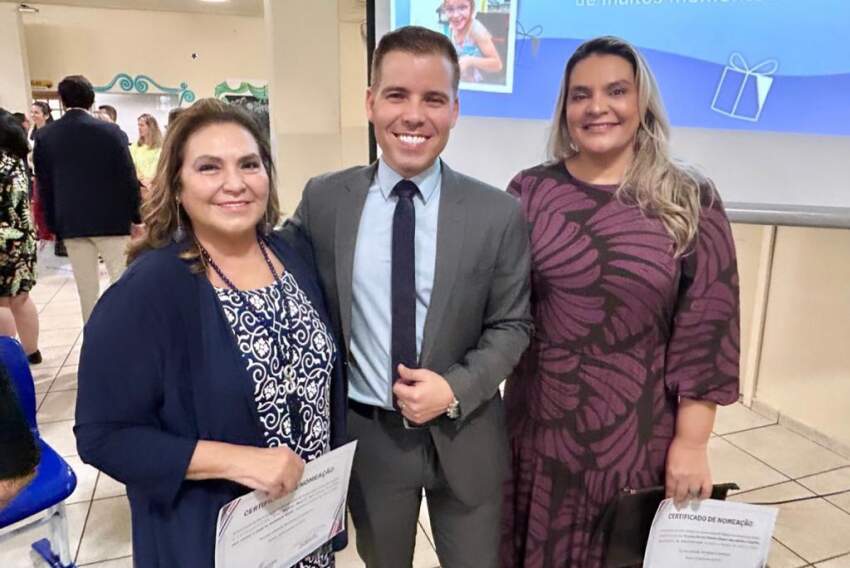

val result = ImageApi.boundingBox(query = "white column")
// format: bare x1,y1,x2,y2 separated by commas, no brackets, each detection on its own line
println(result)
264,0,368,217
0,4,32,113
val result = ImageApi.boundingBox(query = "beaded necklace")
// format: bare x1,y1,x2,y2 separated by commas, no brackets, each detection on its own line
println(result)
198,235,304,444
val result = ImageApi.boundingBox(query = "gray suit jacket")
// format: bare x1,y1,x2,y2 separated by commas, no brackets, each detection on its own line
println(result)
288,160,532,505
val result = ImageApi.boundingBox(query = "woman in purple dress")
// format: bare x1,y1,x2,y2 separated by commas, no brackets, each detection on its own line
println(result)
500,36,740,568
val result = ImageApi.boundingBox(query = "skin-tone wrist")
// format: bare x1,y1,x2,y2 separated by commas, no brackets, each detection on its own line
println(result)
665,398,718,504
186,441,271,489
186,440,245,482
674,398,716,446
186,440,304,499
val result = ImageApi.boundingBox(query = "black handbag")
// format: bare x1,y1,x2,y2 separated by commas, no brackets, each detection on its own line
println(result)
594,482,740,568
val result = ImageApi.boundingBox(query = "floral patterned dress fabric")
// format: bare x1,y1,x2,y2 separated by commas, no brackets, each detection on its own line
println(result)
0,151,36,296
216,270,336,568
500,163,740,568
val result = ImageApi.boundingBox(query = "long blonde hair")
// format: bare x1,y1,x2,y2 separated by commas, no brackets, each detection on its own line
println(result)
136,113,163,149
548,36,709,256
127,98,279,267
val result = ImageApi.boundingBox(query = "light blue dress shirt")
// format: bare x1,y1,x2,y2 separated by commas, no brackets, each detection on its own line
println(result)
348,159,441,409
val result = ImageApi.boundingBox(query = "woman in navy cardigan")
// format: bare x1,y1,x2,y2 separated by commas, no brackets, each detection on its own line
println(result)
74,99,347,567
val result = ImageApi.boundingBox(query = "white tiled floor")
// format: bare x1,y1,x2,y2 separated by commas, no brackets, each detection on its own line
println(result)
2,248,850,567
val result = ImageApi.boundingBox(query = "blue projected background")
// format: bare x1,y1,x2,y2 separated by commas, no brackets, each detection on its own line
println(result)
392,0,849,137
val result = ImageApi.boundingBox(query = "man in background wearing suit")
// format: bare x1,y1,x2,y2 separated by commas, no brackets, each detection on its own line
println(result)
34,75,140,322
96,104,129,144
289,26,532,568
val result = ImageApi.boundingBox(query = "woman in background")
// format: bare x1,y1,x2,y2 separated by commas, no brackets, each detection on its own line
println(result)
129,113,163,197
500,36,740,567
28,101,58,249
75,99,346,567
442,0,502,82
0,109,41,364
29,101,53,143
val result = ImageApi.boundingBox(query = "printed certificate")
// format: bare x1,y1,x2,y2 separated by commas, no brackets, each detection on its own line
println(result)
215,441,357,568
644,498,778,567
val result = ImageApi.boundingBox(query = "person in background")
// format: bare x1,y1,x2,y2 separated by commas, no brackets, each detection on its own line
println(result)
75,98,347,567
11,113,31,177
500,36,741,568
166,106,185,129
33,75,140,323
129,113,163,197
0,109,41,364
97,104,129,144
441,0,502,83
0,358,39,510
97,104,118,123
12,113,30,135
29,102,53,142
28,101,60,252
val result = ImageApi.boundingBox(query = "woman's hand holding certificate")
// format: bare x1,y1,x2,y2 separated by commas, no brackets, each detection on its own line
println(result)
215,441,357,568
187,442,307,500
231,446,306,499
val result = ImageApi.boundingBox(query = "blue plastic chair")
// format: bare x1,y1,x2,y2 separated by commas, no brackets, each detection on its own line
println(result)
0,337,78,568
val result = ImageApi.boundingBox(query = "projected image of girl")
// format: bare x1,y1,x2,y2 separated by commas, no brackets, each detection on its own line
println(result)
500,36,741,568
442,0,502,82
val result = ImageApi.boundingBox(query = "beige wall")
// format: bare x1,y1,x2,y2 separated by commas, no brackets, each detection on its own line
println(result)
23,3,266,102
732,221,850,453
338,1,369,170
732,224,764,388
754,227,850,451
265,0,368,216
0,3,32,113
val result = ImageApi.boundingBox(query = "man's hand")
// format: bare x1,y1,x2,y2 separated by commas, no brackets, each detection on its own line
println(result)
392,365,455,425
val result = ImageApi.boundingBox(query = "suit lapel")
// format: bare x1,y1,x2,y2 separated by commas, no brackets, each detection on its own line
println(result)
334,163,376,352
421,162,466,366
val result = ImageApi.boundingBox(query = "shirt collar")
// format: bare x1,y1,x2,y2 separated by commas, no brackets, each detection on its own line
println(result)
376,158,441,204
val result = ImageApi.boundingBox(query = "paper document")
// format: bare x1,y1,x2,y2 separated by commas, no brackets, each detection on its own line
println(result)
643,498,778,567
215,441,357,568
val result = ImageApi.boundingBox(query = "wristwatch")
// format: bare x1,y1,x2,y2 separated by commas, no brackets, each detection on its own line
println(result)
446,397,461,420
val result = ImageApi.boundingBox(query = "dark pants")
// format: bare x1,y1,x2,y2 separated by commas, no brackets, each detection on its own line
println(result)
346,404,501,568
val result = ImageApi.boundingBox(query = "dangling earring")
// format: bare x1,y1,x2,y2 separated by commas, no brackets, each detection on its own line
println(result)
173,198,186,243
568,141,580,154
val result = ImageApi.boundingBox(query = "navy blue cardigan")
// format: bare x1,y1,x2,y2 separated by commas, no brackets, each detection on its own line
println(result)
74,231,347,568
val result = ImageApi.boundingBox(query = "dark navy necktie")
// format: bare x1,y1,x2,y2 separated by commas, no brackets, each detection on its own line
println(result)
391,179,419,396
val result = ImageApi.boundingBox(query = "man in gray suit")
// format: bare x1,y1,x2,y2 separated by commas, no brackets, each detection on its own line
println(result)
289,26,531,567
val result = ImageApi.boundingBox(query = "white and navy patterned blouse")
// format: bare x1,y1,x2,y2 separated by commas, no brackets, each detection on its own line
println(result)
216,270,336,568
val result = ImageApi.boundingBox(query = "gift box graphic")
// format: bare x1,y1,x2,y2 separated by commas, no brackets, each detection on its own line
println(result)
516,22,543,65
711,53,779,122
